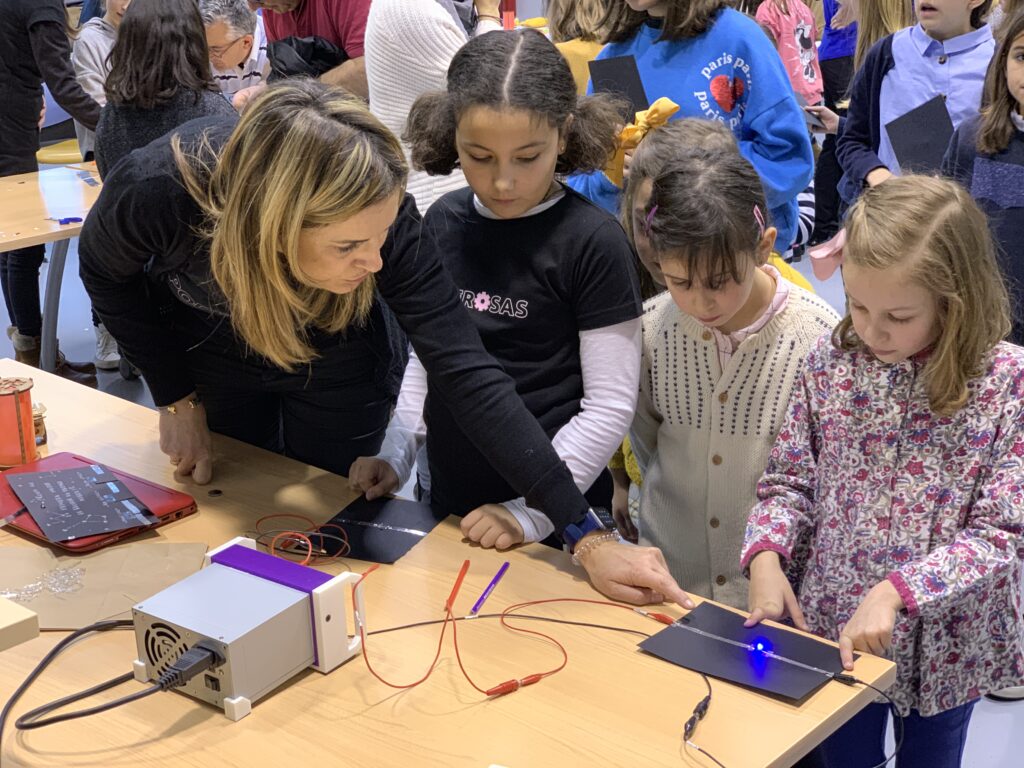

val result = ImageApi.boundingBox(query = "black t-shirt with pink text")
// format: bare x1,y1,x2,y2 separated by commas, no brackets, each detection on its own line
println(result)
421,185,641,515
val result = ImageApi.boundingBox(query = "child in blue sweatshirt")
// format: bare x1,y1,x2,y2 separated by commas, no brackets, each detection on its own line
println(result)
567,0,814,254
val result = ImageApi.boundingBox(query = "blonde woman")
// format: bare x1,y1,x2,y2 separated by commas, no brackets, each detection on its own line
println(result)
79,80,682,602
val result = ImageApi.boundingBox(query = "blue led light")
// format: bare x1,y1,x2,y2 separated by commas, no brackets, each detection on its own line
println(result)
751,637,773,654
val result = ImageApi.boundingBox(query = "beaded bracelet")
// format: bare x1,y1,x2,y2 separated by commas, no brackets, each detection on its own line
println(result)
571,531,623,566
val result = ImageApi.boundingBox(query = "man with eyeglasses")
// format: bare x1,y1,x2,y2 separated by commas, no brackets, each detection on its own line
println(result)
200,0,269,110
247,0,369,101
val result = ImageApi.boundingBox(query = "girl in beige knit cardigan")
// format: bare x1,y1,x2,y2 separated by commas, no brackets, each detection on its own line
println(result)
608,136,840,610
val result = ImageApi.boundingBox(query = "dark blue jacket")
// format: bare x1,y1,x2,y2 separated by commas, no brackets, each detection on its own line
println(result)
942,114,1024,345
835,35,895,205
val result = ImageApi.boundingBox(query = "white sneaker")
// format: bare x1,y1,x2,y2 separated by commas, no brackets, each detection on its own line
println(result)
94,324,121,370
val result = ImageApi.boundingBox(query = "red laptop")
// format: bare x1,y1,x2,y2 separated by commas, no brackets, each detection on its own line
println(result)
0,452,197,552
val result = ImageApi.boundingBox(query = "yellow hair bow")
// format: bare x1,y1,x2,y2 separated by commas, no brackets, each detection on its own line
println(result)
604,97,680,188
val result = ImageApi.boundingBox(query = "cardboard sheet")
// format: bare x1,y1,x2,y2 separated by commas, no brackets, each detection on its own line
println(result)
0,542,207,630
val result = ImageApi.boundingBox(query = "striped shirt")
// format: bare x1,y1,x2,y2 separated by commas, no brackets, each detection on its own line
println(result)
210,14,268,97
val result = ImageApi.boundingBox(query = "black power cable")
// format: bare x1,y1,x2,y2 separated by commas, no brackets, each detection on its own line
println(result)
0,619,222,768
832,674,905,768
15,643,221,731
0,618,133,764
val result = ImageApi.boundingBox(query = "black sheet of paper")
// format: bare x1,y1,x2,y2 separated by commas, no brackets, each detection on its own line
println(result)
320,496,446,564
7,465,158,543
589,56,650,114
794,92,827,131
884,95,954,174
639,602,851,702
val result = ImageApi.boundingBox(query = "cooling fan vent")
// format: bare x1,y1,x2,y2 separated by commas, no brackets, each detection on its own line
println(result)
144,622,187,674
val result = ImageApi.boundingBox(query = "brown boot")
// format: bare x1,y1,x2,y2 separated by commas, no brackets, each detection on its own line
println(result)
10,330,97,388
55,350,97,375
55,357,98,388
10,329,40,367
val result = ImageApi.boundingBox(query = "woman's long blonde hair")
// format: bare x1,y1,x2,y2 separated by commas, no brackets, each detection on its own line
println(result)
173,80,407,370
834,175,1011,416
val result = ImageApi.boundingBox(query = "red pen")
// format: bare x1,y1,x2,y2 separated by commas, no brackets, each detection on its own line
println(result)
445,559,471,612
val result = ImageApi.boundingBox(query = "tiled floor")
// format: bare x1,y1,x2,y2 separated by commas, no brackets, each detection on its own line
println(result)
0,230,1019,768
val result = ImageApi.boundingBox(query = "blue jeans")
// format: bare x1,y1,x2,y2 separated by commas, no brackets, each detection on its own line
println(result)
0,152,43,338
804,700,976,768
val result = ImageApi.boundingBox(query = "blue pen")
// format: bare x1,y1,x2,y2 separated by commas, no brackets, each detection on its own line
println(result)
468,561,510,616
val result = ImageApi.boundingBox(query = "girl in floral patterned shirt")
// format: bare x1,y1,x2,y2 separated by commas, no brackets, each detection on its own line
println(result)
741,175,1024,768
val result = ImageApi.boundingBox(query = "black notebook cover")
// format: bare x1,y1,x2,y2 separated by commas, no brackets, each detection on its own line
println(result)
639,602,852,702
589,56,650,114
884,95,954,174
7,465,158,542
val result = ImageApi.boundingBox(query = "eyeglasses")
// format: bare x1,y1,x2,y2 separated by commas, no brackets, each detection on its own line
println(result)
209,35,245,58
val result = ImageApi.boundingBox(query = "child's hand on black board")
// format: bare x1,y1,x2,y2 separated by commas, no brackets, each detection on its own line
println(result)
745,550,808,631
348,457,399,500
838,580,904,670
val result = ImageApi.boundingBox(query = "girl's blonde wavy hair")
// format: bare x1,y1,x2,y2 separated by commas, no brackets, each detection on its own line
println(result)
173,80,407,370
834,175,1011,416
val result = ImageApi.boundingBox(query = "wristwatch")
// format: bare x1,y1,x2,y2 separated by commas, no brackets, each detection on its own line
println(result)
560,507,606,554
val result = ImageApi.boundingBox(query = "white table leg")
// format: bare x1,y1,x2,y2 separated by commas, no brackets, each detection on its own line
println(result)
39,238,70,373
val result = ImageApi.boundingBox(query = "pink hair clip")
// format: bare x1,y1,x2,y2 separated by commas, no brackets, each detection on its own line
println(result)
644,204,658,235
753,205,766,238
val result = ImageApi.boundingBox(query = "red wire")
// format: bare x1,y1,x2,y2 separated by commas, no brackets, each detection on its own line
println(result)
351,574,663,698
254,513,352,564
269,531,314,566
448,609,494,695
446,559,470,612
352,564,454,689
450,604,568,696
314,522,351,559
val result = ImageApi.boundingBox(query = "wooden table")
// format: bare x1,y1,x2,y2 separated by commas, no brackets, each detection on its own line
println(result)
0,165,102,372
0,359,896,768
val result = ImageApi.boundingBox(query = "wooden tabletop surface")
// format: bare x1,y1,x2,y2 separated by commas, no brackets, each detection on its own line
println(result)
0,165,101,251
0,359,896,768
